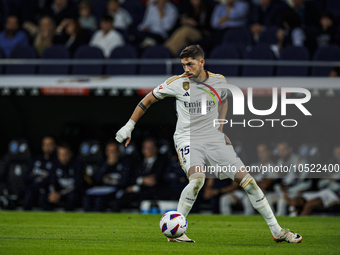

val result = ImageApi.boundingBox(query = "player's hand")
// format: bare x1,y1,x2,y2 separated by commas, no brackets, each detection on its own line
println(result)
115,127,131,147
115,120,135,147
224,134,232,145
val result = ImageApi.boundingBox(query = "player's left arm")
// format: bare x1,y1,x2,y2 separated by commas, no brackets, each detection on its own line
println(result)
217,97,232,145
217,78,231,145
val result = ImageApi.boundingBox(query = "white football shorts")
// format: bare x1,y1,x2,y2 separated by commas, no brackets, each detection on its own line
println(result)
175,137,245,181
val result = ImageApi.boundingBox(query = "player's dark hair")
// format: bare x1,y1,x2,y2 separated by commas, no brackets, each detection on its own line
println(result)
101,14,114,23
180,45,204,60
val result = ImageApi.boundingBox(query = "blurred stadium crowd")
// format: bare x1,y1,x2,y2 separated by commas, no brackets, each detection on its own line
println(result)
0,0,339,76
0,135,339,216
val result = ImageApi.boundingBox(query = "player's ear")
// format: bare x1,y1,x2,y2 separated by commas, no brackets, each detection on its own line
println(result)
200,58,205,67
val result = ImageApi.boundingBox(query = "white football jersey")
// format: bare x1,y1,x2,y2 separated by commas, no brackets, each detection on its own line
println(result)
152,71,228,145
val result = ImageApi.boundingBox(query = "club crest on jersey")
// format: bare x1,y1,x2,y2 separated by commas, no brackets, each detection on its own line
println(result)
183,82,190,91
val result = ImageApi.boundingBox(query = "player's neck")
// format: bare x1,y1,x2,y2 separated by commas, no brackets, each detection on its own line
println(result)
192,70,208,83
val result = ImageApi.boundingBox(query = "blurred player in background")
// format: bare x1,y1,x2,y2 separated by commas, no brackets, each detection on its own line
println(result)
89,141,130,212
23,136,56,210
45,142,82,211
289,144,340,216
120,138,168,208
116,45,302,243
275,141,311,216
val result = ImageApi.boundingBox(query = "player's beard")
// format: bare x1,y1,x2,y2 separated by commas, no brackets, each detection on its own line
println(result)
188,69,206,83
188,69,201,81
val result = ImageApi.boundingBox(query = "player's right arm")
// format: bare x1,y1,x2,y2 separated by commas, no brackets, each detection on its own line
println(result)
115,92,159,147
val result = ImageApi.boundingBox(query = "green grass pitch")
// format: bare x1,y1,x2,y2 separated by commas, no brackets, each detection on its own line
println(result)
0,212,339,255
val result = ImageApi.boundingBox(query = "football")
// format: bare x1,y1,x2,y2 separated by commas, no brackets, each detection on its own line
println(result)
159,211,187,238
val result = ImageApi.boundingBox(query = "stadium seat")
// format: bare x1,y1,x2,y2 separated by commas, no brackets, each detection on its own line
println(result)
312,45,340,76
172,60,185,76
72,46,104,75
78,140,103,190
208,44,240,76
298,143,321,164
39,45,70,75
242,45,275,76
6,46,36,74
139,46,172,75
277,46,310,76
0,139,31,209
122,0,145,28
258,26,279,45
106,45,137,75
222,28,253,53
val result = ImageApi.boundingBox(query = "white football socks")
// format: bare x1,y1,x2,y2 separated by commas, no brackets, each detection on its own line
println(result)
177,173,205,217
240,174,282,237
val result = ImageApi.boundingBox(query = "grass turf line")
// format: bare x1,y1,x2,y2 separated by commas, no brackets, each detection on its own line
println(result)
0,212,339,255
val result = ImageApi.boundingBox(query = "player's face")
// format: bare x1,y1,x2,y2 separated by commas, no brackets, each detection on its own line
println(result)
257,144,271,162
277,143,292,160
57,147,73,165
181,57,204,79
42,137,55,155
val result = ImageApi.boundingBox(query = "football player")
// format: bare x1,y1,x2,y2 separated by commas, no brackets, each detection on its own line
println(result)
116,45,302,243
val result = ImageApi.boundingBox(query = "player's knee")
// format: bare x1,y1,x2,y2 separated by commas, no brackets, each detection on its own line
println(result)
189,172,205,196
239,174,259,194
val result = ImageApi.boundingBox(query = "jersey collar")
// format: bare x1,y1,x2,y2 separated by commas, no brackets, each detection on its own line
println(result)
190,70,210,85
